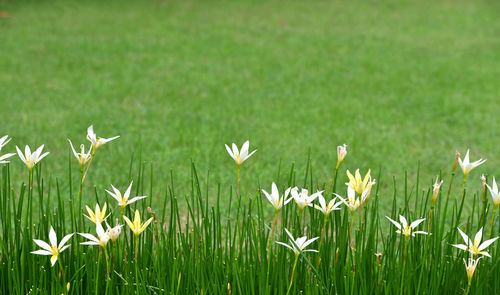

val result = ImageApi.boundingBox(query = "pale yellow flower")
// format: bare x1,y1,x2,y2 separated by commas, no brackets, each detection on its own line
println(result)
84,203,109,224
123,210,154,236
346,169,376,195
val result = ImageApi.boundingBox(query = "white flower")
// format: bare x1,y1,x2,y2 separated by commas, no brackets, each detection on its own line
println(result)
16,145,49,170
224,141,256,166
79,221,110,247
68,139,92,168
346,169,376,195
0,135,11,150
336,144,347,167
31,226,73,267
261,182,292,211
87,125,119,152
458,149,486,177
310,193,343,216
464,256,481,283
336,186,369,212
486,177,500,208
386,215,428,238
432,176,444,205
452,227,498,257
290,187,322,210
0,135,15,164
105,181,147,209
276,228,319,255
106,221,123,242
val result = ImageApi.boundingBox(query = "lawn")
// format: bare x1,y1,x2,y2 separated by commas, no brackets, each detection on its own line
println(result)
1,0,499,196
1,0,500,294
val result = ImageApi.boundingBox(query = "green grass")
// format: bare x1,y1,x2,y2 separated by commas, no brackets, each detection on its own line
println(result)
1,1,500,292
1,0,500,196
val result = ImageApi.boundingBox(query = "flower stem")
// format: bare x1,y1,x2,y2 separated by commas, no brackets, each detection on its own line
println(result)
95,250,101,295
489,206,498,238
316,214,328,270
135,235,140,294
400,238,408,295
266,210,279,293
286,254,299,295
236,165,240,198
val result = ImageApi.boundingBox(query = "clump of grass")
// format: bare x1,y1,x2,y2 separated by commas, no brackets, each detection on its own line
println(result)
0,132,499,294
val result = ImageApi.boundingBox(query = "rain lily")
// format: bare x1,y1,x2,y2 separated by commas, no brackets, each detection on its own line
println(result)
31,226,73,266
261,182,292,211
0,135,11,150
458,149,486,178
84,203,109,224
0,135,15,164
310,193,343,217
432,176,444,206
106,221,123,242
336,186,369,212
290,187,322,211
386,215,428,239
68,139,92,169
106,181,147,209
123,210,154,236
346,169,376,195
336,144,347,168
87,125,119,152
276,228,319,255
225,140,256,166
464,256,481,284
452,227,498,257
16,144,49,171
79,221,110,247
486,177,500,208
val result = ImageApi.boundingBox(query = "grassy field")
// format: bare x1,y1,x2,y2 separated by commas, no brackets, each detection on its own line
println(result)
2,1,500,294
1,0,500,199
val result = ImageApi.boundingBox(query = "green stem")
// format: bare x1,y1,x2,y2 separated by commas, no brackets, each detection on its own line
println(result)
400,238,408,295
135,235,140,294
266,210,279,294
286,254,299,295
465,281,471,295
297,208,303,236
316,214,328,270
95,250,101,295
327,166,339,196
489,206,498,238
236,165,240,198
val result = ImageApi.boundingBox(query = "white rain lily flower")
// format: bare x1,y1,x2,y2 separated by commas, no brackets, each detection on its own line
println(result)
31,226,73,267
336,144,347,168
123,210,154,236
346,169,376,195
336,186,369,212
106,181,147,209
432,176,444,205
87,125,119,152
261,182,292,211
84,203,109,224
106,221,123,242
464,256,481,283
16,145,49,171
386,215,428,239
310,193,343,217
276,228,319,255
224,140,256,166
68,139,92,169
458,149,486,178
79,221,110,247
486,177,500,208
452,227,498,257
0,135,15,164
0,135,11,150
290,187,322,211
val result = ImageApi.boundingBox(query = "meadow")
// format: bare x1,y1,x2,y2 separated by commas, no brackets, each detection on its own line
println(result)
1,0,500,294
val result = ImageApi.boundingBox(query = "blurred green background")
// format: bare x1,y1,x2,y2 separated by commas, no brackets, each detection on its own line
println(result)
1,0,499,205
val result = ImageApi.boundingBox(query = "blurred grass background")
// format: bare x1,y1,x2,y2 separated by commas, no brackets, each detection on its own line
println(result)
0,0,499,205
